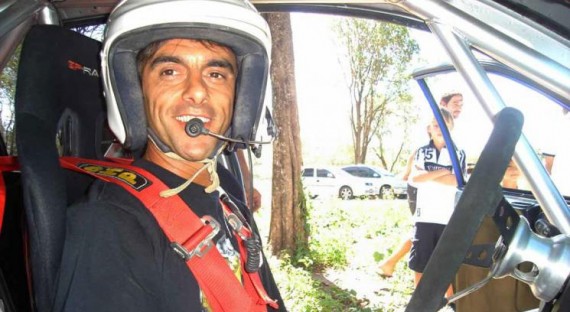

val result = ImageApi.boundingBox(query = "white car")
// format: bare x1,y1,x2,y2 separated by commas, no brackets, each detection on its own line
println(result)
301,166,376,200
341,165,408,199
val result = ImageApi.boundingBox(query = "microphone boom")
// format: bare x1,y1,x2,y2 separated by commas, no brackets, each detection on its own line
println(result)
185,118,274,145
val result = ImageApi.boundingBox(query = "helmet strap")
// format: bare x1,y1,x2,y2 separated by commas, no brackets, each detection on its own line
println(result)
159,142,228,197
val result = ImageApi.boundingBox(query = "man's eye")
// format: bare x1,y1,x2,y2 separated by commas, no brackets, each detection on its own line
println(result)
160,69,175,76
209,72,224,79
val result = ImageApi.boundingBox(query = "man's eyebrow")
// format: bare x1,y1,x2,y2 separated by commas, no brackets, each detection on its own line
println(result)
148,55,236,74
207,59,236,74
149,55,182,69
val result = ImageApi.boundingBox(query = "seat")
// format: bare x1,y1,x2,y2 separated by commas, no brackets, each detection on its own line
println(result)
14,25,106,312
13,24,248,312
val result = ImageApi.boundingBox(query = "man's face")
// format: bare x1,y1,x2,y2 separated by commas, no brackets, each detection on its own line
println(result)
442,95,463,119
141,39,237,161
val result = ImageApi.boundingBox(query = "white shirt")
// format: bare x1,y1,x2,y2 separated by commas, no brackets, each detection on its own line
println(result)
410,141,466,225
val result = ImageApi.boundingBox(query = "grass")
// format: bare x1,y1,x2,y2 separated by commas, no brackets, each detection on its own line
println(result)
256,195,416,311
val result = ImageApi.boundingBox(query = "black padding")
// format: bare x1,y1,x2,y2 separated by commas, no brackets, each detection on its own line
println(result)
15,25,105,312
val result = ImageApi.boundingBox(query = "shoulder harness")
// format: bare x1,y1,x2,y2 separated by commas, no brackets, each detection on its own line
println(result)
0,156,278,312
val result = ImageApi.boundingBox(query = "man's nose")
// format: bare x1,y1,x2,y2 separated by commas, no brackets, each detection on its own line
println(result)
181,73,207,105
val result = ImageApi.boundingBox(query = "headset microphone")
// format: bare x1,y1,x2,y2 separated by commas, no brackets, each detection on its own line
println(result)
185,118,275,145
185,118,208,137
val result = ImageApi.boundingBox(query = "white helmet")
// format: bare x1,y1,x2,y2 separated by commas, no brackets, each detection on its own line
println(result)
101,0,272,152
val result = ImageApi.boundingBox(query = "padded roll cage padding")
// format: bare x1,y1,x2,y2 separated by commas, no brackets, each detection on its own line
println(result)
15,25,105,312
405,107,524,312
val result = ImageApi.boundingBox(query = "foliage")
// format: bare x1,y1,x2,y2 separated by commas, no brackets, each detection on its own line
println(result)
268,254,365,311
334,17,419,165
373,93,420,172
262,198,416,311
292,197,351,271
291,196,414,272
72,25,104,41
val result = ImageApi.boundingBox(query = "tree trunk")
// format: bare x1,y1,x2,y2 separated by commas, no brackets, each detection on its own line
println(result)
263,13,308,255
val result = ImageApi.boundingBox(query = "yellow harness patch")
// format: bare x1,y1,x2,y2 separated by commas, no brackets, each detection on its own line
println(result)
78,163,150,190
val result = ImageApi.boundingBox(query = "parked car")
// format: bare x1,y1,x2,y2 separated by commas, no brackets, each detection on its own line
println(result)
301,166,376,200
341,165,407,199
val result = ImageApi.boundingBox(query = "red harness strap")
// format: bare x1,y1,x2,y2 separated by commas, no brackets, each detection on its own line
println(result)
60,156,278,311
0,156,20,234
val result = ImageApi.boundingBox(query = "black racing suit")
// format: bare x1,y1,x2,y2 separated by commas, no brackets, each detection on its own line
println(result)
53,159,285,312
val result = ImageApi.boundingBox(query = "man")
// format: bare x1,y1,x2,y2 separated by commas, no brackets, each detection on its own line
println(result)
439,92,463,119
53,0,284,311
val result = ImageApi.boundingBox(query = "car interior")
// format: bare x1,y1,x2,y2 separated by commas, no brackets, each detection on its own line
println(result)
1,1,570,312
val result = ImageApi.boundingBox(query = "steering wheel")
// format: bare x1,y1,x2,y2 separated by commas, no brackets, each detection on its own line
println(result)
405,107,524,312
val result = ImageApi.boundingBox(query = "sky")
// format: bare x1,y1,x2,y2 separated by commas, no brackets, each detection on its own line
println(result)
290,13,353,162
287,12,453,167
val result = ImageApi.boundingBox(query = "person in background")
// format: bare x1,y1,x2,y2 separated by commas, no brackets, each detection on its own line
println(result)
376,152,415,277
378,92,464,278
408,108,466,299
439,92,463,119
501,159,521,189
543,108,570,195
